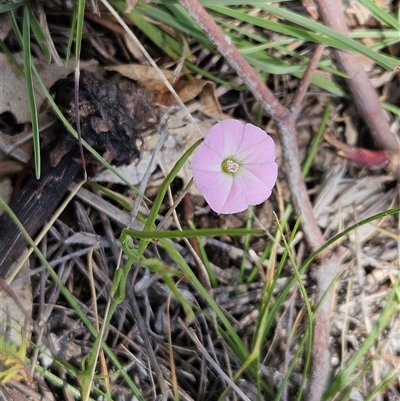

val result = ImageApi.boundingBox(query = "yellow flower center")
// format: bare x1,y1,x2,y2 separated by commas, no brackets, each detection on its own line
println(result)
222,158,240,174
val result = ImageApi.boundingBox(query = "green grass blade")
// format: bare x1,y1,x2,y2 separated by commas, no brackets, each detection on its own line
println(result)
150,0,289,4
124,227,262,239
335,357,376,401
184,60,244,88
0,2,24,13
365,369,400,401
22,5,41,179
110,1,182,61
29,360,95,400
8,12,22,46
159,237,251,360
209,5,398,70
208,6,355,48
302,98,331,176
272,44,347,77
260,206,400,356
382,101,400,116
305,206,400,272
253,217,300,347
192,231,217,288
65,5,78,64
258,3,398,69
356,0,400,29
0,41,24,75
29,8,51,63
140,3,350,95
238,210,254,283
276,333,308,400
86,183,134,211
350,29,400,39
75,0,85,62
279,218,314,400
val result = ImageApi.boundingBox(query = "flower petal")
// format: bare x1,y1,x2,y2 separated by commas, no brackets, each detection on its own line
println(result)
190,142,222,172
192,168,249,214
218,180,250,214
204,119,245,158
201,172,233,213
192,169,222,193
243,162,278,189
235,162,278,205
235,124,276,164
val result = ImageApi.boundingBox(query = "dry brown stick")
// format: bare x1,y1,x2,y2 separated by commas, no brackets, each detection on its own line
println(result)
315,0,400,180
0,143,82,278
289,44,325,116
307,250,343,401
0,159,24,178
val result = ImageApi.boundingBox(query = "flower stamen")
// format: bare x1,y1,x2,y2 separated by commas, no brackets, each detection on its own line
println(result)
226,159,239,173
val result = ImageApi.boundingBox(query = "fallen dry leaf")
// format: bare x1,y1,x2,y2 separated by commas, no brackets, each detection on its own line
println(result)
105,63,223,119
105,63,176,91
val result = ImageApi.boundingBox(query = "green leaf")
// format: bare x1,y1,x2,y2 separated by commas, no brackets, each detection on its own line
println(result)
123,227,263,239
29,8,51,63
22,5,41,179
0,2,24,13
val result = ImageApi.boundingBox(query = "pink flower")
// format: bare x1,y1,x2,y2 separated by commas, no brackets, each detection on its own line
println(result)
190,119,278,214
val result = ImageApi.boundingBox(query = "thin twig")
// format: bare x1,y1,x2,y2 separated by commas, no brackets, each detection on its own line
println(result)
315,0,400,180
178,318,252,401
290,44,325,116
127,278,169,396
307,250,343,401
